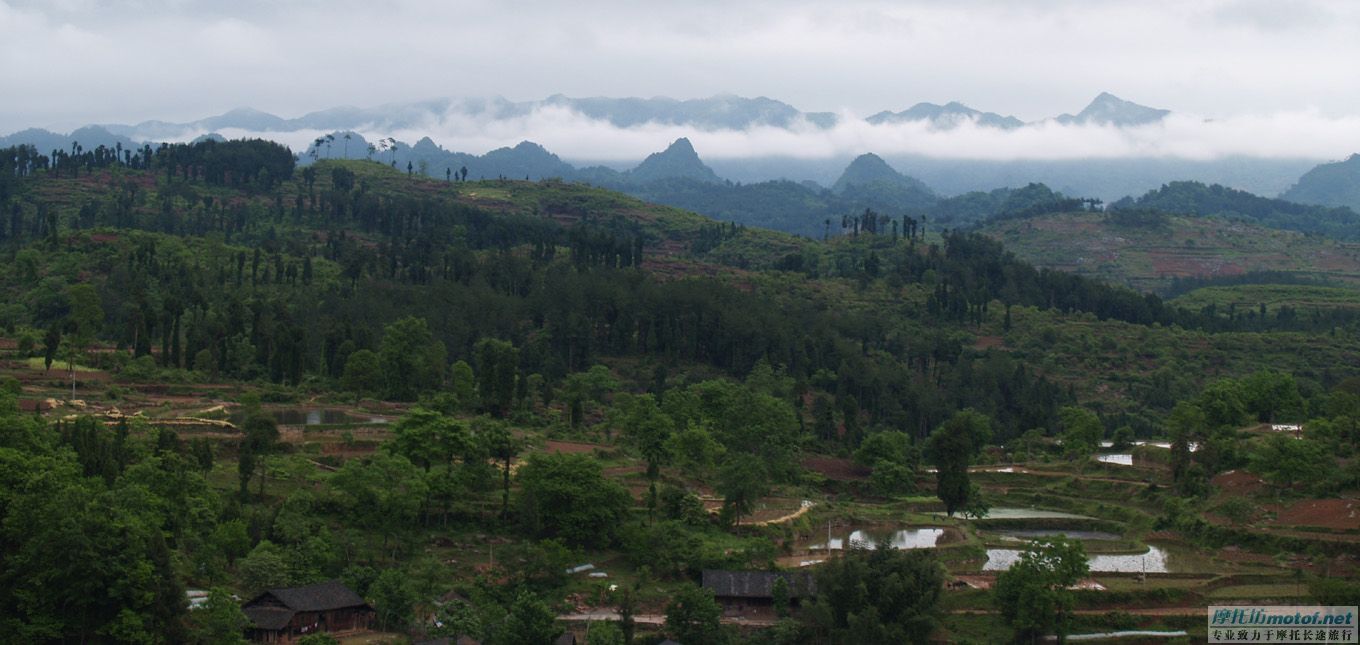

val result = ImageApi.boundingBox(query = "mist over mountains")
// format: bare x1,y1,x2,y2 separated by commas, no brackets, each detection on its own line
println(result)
2,92,1356,210
81,92,1185,144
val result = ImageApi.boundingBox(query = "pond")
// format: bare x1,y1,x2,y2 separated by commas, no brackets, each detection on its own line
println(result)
993,529,1123,541
1096,453,1133,466
947,507,1094,520
807,527,946,551
1099,440,1199,451
1067,631,1188,641
983,545,1170,573
268,409,389,426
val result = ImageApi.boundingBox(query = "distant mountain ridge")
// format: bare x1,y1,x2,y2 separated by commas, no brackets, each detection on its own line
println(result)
3,112,1342,242
867,101,1025,129
628,138,721,184
833,153,930,192
0,125,141,158
1281,154,1360,213
34,92,1177,144
1054,92,1170,127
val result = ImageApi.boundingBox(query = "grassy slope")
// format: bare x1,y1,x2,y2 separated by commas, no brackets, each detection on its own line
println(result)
981,212,1360,294
1169,283,1360,312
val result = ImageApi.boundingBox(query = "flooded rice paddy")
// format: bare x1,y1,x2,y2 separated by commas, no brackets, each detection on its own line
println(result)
983,544,1171,573
808,527,947,551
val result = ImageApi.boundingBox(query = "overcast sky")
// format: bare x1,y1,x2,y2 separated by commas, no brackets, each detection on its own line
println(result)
3,0,1359,158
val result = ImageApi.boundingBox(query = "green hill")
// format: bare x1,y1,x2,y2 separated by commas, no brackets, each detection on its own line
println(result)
832,153,931,194
628,137,722,184
4,143,1357,427
1281,153,1360,213
1110,180,1360,240
981,210,1360,294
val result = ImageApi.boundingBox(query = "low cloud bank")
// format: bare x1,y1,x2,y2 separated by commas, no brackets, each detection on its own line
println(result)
160,105,1360,163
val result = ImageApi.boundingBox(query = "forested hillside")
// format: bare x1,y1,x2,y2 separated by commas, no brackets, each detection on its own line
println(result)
1110,180,1360,240
1282,153,1360,213
4,140,1360,643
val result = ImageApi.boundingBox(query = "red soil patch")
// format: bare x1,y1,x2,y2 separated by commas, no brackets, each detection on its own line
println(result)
604,465,645,477
742,499,805,523
321,444,378,457
18,399,55,412
653,239,688,260
640,258,724,281
620,208,660,223
1147,251,1248,278
973,335,1005,350
1270,499,1360,531
802,456,869,481
1216,546,1277,565
950,575,995,590
1211,470,1265,497
543,440,605,454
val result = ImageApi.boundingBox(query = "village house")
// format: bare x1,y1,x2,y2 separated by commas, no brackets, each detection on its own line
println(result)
242,580,375,643
701,569,817,614
414,637,481,645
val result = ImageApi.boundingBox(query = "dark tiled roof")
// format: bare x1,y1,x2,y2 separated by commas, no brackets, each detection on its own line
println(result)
554,633,576,645
246,580,369,613
414,637,480,645
701,570,817,599
243,606,295,631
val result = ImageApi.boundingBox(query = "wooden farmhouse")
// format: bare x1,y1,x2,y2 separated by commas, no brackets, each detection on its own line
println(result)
701,569,817,612
242,580,374,643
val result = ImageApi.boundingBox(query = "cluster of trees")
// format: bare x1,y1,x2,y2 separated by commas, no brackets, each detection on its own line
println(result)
2,142,162,187
607,377,802,524
968,183,1101,225
2,139,293,192
1241,377,1359,495
1,396,203,642
152,139,295,189
651,546,948,645
1164,370,1307,495
0,390,633,641
930,183,1097,229
994,538,1090,643
802,547,945,644
925,410,991,516
1,144,50,184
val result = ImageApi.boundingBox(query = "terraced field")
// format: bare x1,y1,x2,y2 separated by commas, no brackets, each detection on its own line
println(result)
981,212,1360,294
